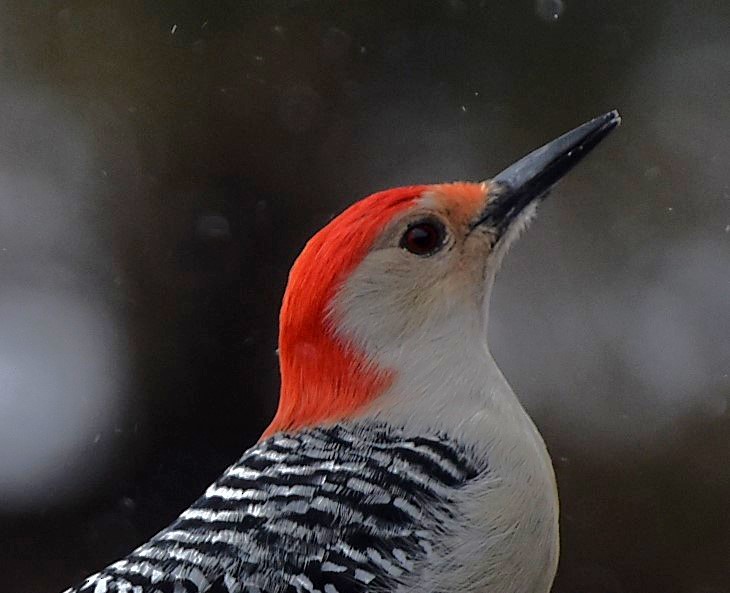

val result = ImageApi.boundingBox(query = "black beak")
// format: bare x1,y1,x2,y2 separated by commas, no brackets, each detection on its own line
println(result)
473,110,621,235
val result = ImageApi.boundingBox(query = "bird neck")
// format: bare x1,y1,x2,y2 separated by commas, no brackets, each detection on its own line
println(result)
362,313,547,465
262,330,393,439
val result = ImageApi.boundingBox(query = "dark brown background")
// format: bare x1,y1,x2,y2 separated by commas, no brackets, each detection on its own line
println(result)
0,1,728,592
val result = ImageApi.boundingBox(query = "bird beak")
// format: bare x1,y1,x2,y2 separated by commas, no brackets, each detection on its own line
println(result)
473,110,621,236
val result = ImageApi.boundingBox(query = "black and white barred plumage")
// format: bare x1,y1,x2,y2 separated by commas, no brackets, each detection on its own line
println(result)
64,422,484,593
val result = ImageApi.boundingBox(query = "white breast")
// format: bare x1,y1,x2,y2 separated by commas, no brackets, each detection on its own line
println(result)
365,320,560,593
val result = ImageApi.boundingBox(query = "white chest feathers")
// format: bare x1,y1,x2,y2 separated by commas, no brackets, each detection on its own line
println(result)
366,330,560,593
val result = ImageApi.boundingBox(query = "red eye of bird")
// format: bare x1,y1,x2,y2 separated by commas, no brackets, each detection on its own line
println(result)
400,220,446,256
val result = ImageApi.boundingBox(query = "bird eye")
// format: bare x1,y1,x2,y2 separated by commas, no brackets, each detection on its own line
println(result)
400,220,446,256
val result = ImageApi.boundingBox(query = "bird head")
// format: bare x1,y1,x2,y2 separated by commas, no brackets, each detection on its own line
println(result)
263,111,620,438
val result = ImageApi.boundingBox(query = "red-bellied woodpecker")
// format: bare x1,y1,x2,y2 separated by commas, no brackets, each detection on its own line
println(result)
62,111,620,593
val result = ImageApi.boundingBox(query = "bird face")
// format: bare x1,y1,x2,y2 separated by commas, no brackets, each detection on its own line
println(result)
331,182,502,358
265,111,619,437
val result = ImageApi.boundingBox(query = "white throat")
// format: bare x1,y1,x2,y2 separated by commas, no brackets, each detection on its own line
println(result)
364,309,547,467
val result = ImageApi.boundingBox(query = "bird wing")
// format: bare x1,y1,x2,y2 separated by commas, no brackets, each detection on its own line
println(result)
63,422,482,593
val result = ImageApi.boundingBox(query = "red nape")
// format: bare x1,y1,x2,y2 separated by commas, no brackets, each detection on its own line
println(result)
261,185,427,439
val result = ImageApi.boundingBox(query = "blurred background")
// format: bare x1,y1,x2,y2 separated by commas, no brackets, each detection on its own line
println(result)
0,1,728,592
